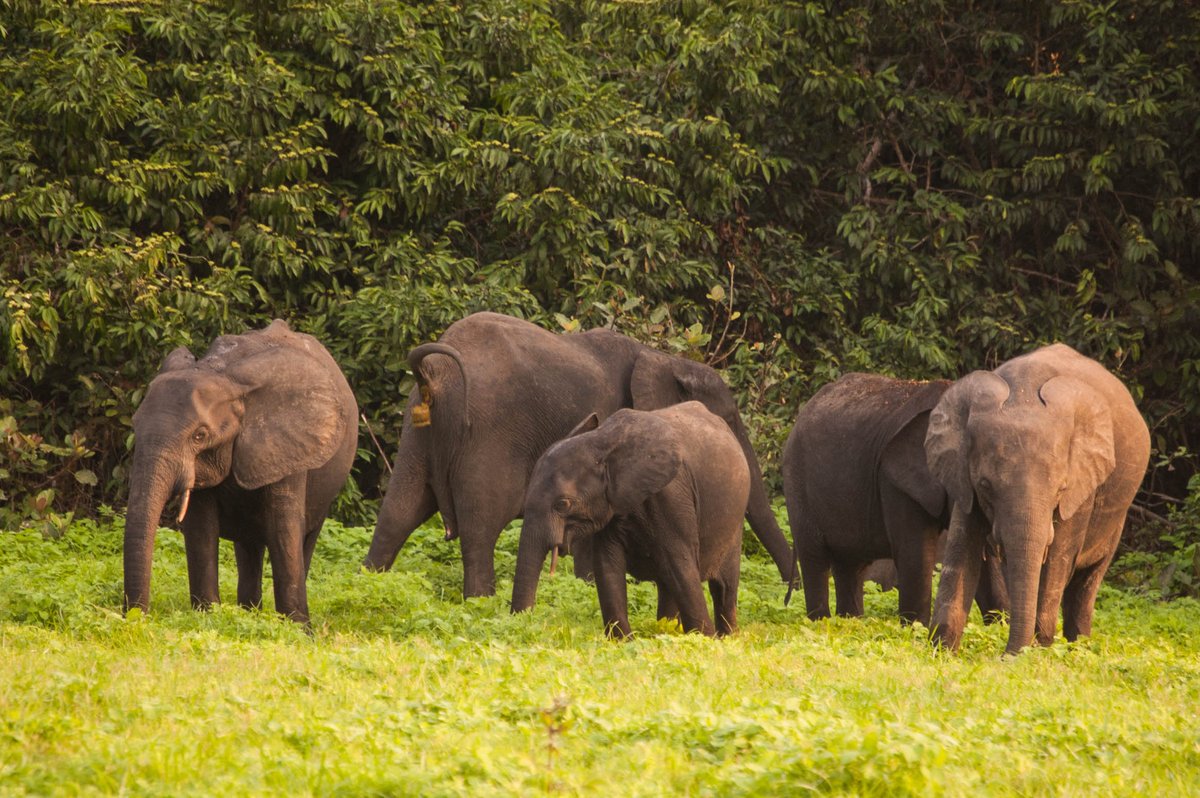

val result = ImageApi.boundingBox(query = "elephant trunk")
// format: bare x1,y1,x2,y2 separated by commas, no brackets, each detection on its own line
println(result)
999,515,1052,655
364,432,436,571
511,515,558,613
123,453,185,613
732,418,795,585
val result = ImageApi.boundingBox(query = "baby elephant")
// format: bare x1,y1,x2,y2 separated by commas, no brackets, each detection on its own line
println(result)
511,402,750,638
927,343,1150,655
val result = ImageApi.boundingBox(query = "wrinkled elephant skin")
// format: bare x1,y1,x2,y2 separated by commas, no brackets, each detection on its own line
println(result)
124,320,357,624
364,312,795,599
784,374,1006,626
512,403,750,638
926,344,1150,655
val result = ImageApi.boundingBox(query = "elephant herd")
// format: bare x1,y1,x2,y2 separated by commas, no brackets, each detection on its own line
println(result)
123,312,1150,656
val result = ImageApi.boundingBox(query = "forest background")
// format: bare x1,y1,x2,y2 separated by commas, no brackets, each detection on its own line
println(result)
2,0,1199,595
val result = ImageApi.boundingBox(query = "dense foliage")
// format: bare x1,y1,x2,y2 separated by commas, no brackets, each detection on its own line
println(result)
1,516,1198,794
2,1,1199,578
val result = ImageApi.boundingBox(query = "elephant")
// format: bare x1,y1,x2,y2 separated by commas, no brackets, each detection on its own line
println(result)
511,402,750,637
861,560,899,592
926,343,1150,655
783,373,1007,626
363,311,795,598
123,320,358,624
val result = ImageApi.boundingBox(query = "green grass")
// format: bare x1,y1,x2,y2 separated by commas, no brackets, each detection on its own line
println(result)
2,515,1198,796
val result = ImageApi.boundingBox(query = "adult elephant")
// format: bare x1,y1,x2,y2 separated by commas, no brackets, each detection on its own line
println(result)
363,312,795,598
926,344,1150,655
513,403,750,637
124,320,357,624
783,373,1007,626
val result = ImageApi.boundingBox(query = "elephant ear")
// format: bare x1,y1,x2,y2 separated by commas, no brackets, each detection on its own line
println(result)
602,411,683,514
881,410,947,520
224,339,347,490
1038,376,1116,520
566,412,601,438
631,350,738,425
925,371,1010,513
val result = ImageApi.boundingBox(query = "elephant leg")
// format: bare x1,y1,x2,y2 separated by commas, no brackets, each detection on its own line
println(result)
182,492,221,610
262,475,311,624
1062,521,1123,641
832,561,865,617
302,525,320,576
1033,553,1075,647
572,537,597,583
709,549,741,636
893,531,938,627
798,544,832,621
459,522,505,599
452,459,525,597
655,584,680,622
882,482,940,626
668,564,716,636
647,509,716,636
593,534,631,639
234,540,265,609
931,505,986,652
1061,553,1114,641
975,553,1010,624
363,432,437,571
1035,503,1099,646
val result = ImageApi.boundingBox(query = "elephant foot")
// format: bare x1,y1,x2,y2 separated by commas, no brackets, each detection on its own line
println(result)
930,621,963,652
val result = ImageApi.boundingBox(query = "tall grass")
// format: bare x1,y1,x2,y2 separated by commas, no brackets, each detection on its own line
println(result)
2,517,1198,796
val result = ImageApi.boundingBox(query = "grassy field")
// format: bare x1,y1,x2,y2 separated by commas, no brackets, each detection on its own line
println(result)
1,514,1198,796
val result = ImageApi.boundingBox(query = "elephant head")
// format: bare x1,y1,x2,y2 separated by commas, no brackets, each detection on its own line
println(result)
925,370,1116,653
511,410,682,613
124,321,348,613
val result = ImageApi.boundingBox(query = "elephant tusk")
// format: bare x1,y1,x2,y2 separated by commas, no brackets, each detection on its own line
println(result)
176,488,191,524
549,546,559,576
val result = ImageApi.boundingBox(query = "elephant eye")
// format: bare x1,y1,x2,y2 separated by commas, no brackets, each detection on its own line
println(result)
191,427,209,445
553,497,573,514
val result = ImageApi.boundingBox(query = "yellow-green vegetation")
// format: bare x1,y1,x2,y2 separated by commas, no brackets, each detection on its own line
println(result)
2,518,1198,796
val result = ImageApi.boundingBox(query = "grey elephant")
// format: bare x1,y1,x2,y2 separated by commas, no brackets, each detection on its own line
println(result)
783,373,1007,625
363,311,795,598
512,403,750,637
124,320,358,624
926,343,1150,655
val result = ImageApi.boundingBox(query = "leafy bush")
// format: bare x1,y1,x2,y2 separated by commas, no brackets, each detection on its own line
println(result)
0,399,97,536
1145,474,1200,598
2,0,1198,532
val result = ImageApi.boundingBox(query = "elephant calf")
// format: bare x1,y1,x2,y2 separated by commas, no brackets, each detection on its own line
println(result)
783,373,1006,626
512,402,750,638
926,343,1150,655
124,320,358,624
364,311,795,600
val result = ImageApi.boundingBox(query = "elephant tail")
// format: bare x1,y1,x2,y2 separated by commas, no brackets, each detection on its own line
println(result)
784,544,798,606
407,342,471,429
